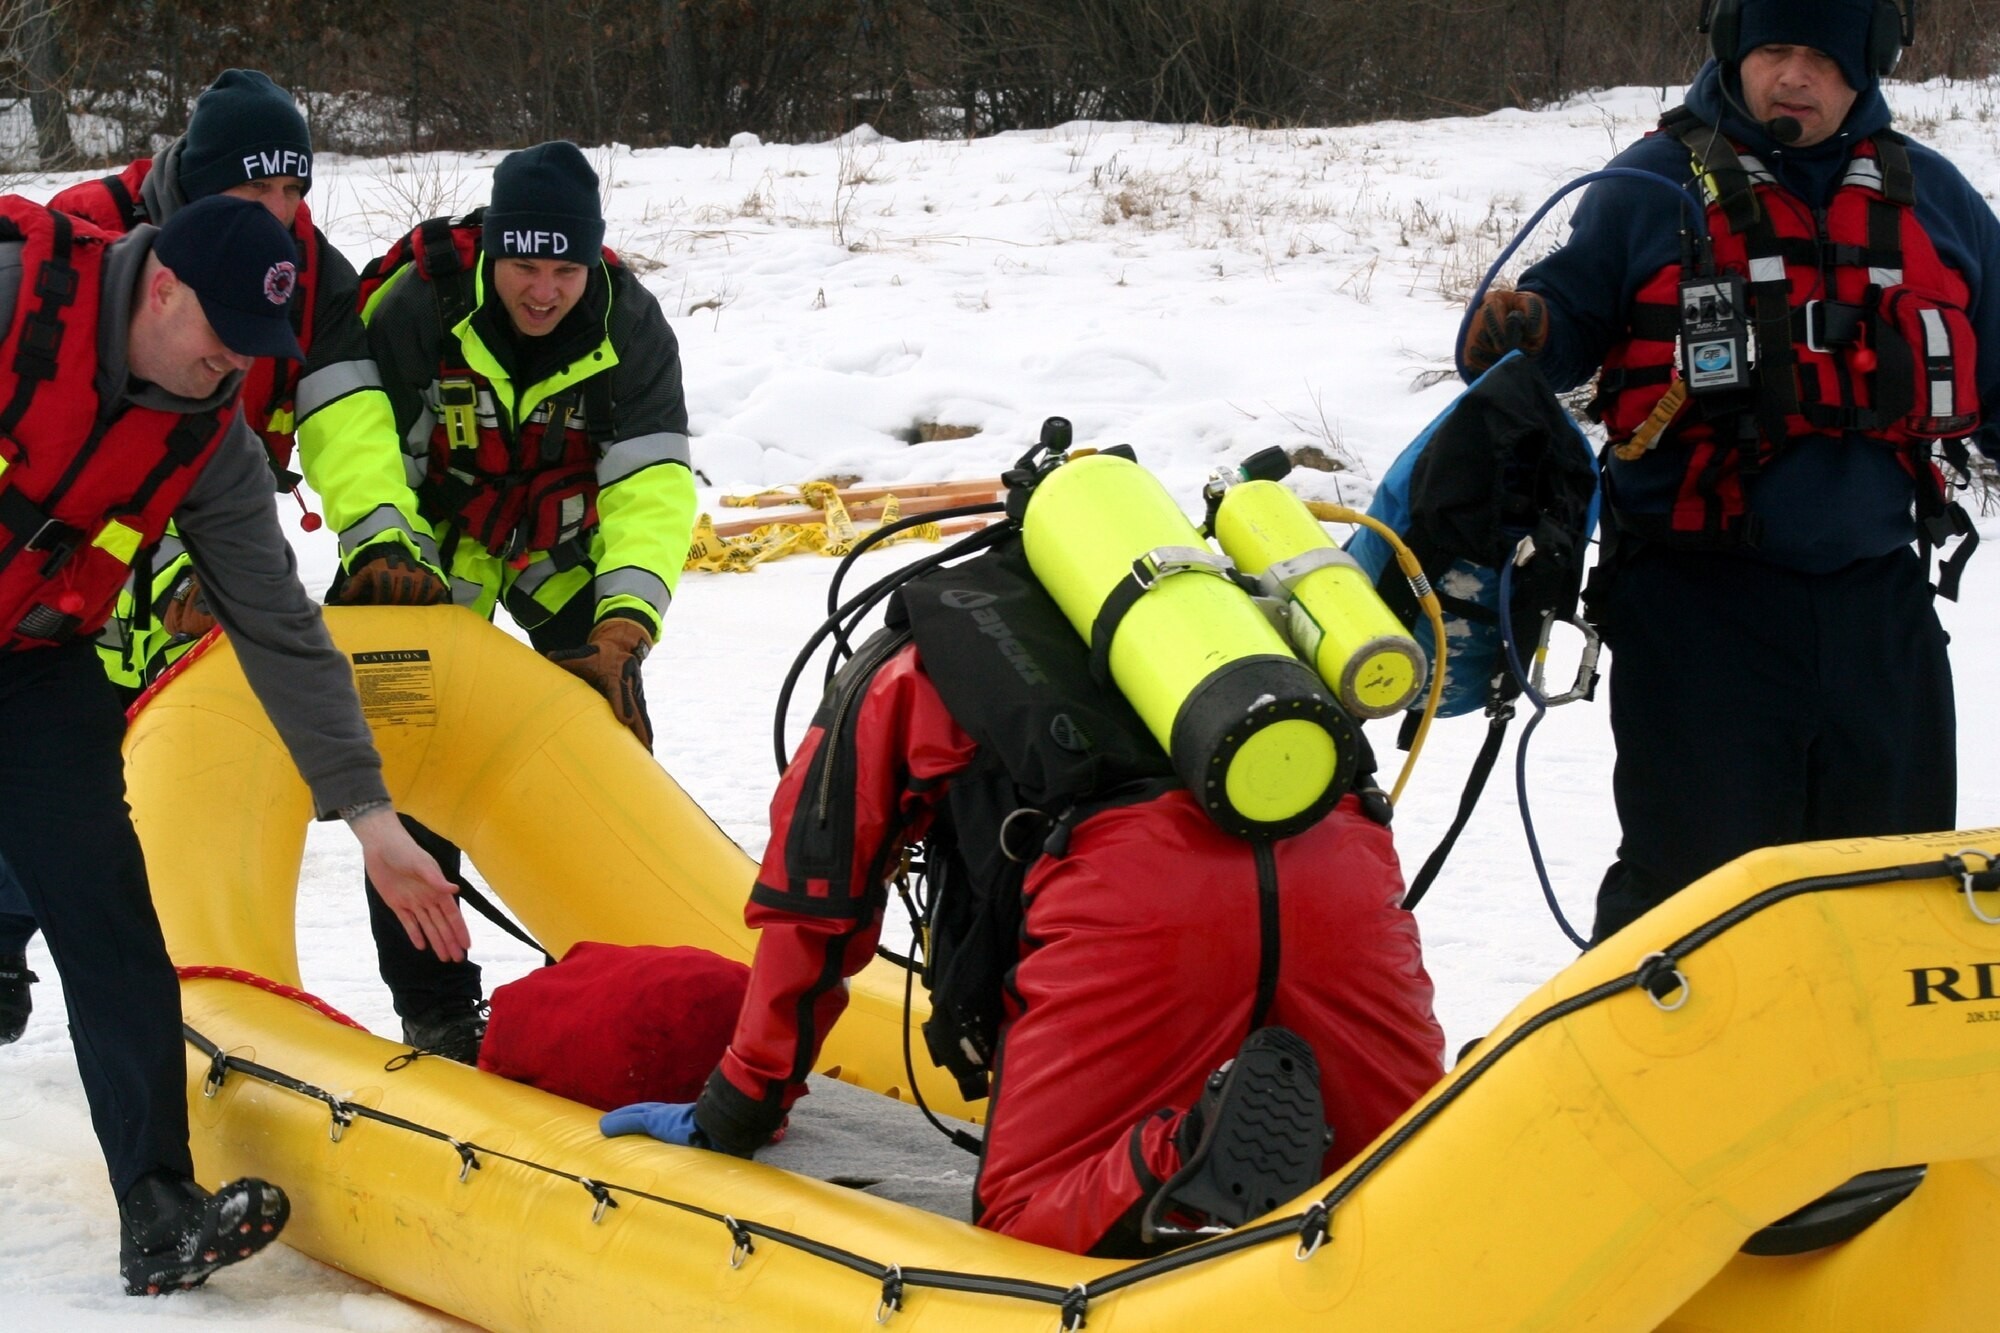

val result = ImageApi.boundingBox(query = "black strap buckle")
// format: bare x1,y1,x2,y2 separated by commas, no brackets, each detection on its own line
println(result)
24,514,79,557
33,260,78,306
15,313,63,375
1804,299,1866,353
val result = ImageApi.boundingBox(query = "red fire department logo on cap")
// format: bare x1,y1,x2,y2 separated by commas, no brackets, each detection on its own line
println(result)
263,260,298,307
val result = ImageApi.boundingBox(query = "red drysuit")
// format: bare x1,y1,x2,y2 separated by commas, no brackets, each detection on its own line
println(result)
697,644,1445,1255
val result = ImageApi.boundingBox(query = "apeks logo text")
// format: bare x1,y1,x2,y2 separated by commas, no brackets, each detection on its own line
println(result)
940,588,1048,686
1907,963,2000,1007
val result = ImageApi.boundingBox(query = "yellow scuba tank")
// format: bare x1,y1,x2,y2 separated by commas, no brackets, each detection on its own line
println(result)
1211,479,1427,719
1018,444,1356,839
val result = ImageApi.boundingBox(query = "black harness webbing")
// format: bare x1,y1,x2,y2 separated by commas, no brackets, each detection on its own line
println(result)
447,871,554,966
1401,703,1512,911
100,173,150,231
0,208,78,439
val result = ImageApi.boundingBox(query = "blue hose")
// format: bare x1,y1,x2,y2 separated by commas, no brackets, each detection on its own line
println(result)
1498,557,1591,951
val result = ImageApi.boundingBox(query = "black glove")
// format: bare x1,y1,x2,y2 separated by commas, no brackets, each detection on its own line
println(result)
691,1069,783,1159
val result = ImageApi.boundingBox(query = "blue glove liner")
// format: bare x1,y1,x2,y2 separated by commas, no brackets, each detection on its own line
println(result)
600,1101,705,1146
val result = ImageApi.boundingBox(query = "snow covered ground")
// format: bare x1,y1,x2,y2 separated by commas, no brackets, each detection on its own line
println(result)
3,77,1999,1325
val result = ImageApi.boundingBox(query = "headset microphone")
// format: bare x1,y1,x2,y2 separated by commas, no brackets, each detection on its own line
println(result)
1715,65,1805,147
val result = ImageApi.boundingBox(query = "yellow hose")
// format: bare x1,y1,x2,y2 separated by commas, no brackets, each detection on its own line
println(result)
1303,502,1447,804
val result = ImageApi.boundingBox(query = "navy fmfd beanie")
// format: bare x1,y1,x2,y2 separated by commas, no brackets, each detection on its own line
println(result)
482,142,606,262
178,70,313,200
1736,0,1879,92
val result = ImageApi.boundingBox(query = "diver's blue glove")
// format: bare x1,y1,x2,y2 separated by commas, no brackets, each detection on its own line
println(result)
600,1102,706,1147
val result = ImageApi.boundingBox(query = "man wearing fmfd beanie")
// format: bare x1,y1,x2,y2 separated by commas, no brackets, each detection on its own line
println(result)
48,68,442,692
315,140,694,1063
0,74,445,1050
482,140,607,268
177,68,315,202
1460,0,2000,943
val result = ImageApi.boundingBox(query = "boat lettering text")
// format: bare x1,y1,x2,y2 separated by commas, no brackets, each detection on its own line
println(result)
1907,963,2000,1007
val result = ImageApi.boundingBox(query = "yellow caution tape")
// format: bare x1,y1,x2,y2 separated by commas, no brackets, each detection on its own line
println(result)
684,485,945,573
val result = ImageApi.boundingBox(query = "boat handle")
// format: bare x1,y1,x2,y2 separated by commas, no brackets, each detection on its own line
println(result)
1637,953,1690,1012
1957,849,2000,925
876,1264,903,1323
1296,1201,1330,1260
725,1215,754,1269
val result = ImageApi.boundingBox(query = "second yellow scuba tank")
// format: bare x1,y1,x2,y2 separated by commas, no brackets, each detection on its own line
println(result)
1018,444,1356,840
1211,479,1427,720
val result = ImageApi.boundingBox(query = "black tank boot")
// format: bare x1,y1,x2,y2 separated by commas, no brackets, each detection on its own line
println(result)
1140,1025,1330,1242
400,996,489,1065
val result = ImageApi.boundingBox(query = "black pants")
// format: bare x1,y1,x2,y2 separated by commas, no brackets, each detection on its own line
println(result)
1592,545,1955,942
0,640,191,1197
366,588,596,1016
0,859,32,954
0,683,139,955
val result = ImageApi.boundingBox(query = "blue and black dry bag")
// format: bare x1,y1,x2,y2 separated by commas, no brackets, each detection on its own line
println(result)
1348,351,1600,719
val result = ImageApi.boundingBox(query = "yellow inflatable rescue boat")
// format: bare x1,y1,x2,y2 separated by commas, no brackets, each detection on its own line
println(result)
126,607,2000,1331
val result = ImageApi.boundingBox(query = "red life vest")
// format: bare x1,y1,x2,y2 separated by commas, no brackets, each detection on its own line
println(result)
1595,113,1980,542
47,162,319,470
48,158,155,232
361,213,617,565
0,199,232,649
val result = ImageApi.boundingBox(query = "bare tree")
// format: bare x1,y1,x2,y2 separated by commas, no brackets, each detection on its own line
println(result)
10,0,77,165
3,0,1989,162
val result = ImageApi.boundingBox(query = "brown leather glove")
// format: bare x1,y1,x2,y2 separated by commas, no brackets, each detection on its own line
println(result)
332,543,451,607
161,571,216,638
1462,289,1550,376
548,616,654,751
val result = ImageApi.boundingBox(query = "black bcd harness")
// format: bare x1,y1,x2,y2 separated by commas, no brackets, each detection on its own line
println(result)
888,538,1178,1103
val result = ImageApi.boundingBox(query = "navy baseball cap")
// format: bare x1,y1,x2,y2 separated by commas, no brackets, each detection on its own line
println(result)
153,194,305,362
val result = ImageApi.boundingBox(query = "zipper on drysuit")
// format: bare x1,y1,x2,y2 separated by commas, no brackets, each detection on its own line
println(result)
1249,841,1281,1030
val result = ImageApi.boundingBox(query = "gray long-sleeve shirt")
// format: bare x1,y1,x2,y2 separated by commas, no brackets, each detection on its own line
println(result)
1,218,388,817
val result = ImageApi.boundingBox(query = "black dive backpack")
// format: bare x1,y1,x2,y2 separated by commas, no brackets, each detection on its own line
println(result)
1349,351,1599,721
